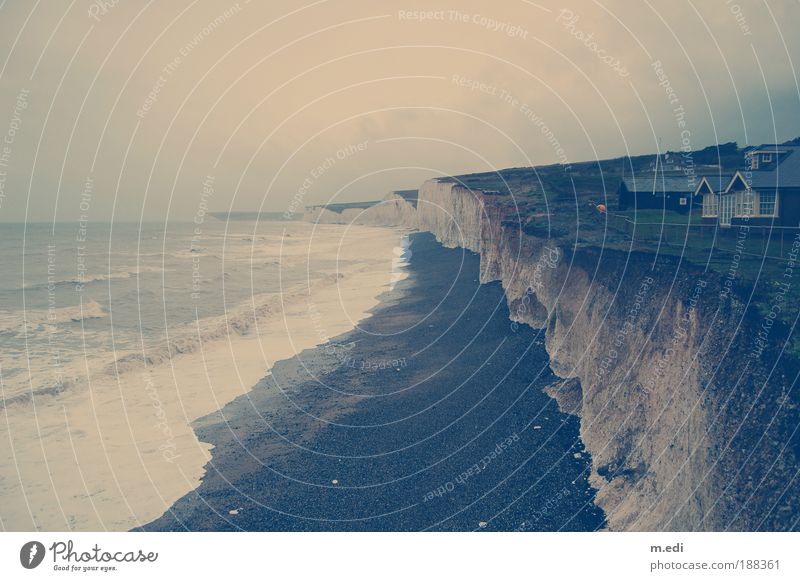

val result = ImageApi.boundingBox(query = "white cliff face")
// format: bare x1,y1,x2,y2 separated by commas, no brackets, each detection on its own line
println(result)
416,178,796,531
416,180,484,253
497,242,718,531
303,192,418,228
306,177,798,531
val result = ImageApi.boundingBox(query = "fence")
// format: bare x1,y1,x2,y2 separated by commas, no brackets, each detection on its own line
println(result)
606,213,800,261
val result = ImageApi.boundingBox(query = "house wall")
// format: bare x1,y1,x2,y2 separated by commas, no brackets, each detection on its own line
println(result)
778,189,800,227
616,183,693,214
703,188,800,229
617,183,631,210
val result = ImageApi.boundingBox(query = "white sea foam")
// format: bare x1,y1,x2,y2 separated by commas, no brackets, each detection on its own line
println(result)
0,222,409,531
0,300,107,334
22,266,164,289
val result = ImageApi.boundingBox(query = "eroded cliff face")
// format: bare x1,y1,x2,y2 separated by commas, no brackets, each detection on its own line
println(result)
306,178,799,531
304,191,418,228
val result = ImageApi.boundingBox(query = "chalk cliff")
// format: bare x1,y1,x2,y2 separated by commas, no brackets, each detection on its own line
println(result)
306,177,800,531
303,191,418,228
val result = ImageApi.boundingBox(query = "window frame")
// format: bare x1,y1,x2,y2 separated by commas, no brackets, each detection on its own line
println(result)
720,194,734,226
734,190,754,217
702,192,718,217
758,191,778,217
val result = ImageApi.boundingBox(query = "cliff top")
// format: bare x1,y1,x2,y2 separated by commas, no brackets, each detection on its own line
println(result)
446,144,799,350
306,201,379,214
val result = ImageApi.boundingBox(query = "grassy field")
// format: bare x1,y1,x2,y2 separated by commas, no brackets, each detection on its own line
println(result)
451,147,800,354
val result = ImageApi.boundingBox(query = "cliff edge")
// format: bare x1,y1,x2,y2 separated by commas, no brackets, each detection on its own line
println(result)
305,177,799,531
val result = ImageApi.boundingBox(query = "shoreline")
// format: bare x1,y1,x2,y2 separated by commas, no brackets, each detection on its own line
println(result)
0,222,407,531
145,232,605,531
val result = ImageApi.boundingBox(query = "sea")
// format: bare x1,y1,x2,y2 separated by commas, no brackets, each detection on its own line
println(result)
0,219,408,530
1,220,316,406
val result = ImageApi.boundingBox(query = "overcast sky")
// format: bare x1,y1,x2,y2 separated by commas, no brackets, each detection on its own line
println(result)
0,0,798,222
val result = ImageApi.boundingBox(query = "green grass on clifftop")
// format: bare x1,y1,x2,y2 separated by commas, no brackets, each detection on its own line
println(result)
449,144,800,345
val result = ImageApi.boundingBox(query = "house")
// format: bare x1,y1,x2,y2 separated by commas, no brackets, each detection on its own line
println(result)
698,144,800,227
617,173,697,214
646,151,685,172
696,173,734,221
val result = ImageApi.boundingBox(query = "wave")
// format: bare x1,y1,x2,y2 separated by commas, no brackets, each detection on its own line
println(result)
0,379,73,410
0,300,107,333
1,269,347,409
106,273,343,374
22,266,164,290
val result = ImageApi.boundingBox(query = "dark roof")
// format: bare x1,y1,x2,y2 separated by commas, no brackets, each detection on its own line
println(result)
747,144,792,153
697,173,734,193
621,173,697,196
745,145,800,189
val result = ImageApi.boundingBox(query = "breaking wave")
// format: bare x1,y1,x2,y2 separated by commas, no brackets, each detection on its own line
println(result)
22,266,164,290
0,300,107,333
108,273,343,374
0,272,345,409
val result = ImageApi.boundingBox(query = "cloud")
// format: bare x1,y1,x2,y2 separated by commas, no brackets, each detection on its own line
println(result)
0,0,798,221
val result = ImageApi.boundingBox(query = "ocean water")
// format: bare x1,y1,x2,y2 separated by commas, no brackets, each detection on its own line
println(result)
0,219,407,531
0,220,321,406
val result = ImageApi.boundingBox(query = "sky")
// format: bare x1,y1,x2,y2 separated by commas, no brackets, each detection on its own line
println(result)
0,0,798,222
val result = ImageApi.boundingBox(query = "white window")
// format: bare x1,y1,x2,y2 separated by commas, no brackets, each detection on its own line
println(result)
734,190,754,216
762,153,773,163
703,193,718,217
743,190,754,215
759,191,777,216
679,197,688,206
751,155,759,169
720,194,734,226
